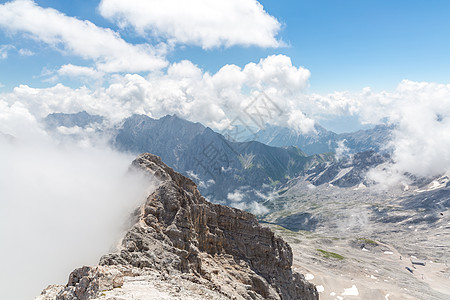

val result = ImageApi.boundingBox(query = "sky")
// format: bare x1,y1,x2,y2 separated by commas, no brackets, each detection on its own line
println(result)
1,0,450,177
2,1,450,94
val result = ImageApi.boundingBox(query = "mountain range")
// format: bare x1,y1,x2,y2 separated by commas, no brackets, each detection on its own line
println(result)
39,111,450,299
253,123,392,155
43,112,394,205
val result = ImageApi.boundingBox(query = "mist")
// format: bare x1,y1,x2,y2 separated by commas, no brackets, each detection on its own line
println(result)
0,135,155,299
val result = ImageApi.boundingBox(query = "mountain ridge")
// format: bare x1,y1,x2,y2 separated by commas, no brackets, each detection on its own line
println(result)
37,153,318,300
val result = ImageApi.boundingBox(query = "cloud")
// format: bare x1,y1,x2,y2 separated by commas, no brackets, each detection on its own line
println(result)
0,0,167,73
381,81,450,179
0,55,314,133
57,64,104,80
0,44,14,59
18,48,34,56
98,0,282,49
227,190,244,202
335,139,350,160
231,200,269,215
0,106,154,300
3,41,449,182
312,80,450,181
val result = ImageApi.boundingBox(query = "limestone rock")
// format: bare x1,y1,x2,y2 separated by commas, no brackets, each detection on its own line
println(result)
38,153,318,300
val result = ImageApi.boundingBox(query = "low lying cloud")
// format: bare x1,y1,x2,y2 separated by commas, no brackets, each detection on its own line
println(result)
227,190,244,202
2,47,450,183
0,112,154,299
314,80,450,183
99,0,282,49
231,201,269,215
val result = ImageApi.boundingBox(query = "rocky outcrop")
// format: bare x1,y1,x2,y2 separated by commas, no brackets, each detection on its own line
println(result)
37,153,318,300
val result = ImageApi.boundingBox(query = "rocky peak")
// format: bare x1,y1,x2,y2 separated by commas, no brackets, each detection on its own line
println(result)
37,153,318,300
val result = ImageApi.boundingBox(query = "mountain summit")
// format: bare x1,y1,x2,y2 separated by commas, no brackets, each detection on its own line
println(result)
37,153,318,300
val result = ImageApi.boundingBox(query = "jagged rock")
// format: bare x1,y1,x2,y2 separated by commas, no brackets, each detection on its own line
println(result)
38,153,318,300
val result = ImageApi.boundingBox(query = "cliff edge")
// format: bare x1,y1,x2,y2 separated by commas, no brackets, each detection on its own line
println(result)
37,153,318,300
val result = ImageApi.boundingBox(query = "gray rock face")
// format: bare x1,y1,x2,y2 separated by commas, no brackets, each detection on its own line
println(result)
305,150,389,187
114,114,329,204
38,153,318,300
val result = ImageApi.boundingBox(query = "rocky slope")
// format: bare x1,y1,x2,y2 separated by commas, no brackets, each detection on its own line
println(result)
37,153,318,300
43,112,333,206
260,173,450,299
113,114,331,205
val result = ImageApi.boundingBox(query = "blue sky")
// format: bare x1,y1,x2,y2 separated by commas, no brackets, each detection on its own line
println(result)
1,0,450,133
2,0,450,92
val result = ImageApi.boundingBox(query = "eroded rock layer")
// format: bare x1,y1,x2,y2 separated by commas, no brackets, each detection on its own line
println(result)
38,153,318,300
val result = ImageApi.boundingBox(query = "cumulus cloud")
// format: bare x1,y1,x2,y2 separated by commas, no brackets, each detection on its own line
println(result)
0,55,312,130
0,105,154,300
0,0,167,73
3,41,448,183
98,0,282,49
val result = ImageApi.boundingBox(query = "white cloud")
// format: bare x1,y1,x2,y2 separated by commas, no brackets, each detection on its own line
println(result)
227,190,244,202
57,64,104,80
230,200,269,215
3,41,448,182
287,110,316,134
18,48,34,56
0,55,313,132
0,44,14,59
335,139,350,160
98,0,282,49
0,0,167,73
0,105,154,300
313,80,450,181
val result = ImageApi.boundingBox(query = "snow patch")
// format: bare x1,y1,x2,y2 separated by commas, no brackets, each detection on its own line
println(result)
305,274,314,280
342,285,359,296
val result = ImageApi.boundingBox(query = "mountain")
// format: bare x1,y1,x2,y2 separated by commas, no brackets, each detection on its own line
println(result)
253,124,338,155
304,150,390,187
43,111,104,129
36,153,318,300
40,112,394,207
253,124,393,155
114,114,332,205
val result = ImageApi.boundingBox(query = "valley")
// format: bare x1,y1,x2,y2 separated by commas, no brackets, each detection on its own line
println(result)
262,180,450,299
